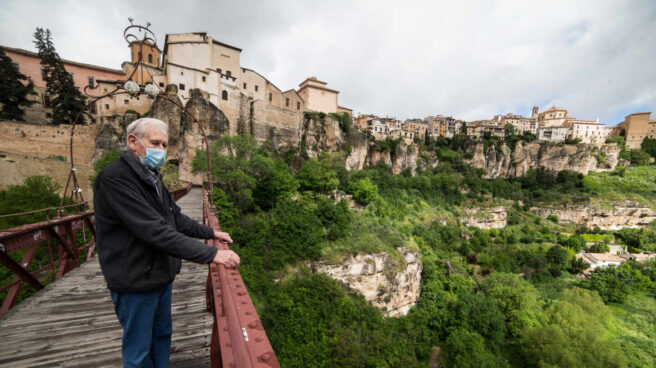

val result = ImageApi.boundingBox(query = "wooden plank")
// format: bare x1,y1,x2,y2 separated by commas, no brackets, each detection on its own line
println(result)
0,189,213,367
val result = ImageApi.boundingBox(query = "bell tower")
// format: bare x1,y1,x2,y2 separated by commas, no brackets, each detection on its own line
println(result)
531,106,539,119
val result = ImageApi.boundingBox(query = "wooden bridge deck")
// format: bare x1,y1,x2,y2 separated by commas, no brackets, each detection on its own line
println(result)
0,188,213,367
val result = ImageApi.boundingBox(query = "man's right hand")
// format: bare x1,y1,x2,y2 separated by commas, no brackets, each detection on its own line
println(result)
213,249,240,268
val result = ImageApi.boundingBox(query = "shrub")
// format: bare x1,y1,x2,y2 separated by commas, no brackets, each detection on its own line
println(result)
547,214,559,223
352,178,378,205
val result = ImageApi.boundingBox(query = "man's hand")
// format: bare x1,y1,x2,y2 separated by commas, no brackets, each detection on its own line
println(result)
213,230,233,243
213,249,240,268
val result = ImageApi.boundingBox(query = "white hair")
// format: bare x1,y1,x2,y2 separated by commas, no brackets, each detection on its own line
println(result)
126,118,168,143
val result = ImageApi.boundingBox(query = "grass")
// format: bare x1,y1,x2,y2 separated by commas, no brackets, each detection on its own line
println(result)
609,293,656,367
583,166,656,206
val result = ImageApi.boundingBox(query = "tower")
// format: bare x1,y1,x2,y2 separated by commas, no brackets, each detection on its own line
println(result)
531,106,539,119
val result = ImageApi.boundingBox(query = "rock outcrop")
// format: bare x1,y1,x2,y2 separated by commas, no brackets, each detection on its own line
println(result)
311,248,422,317
461,206,508,229
466,141,621,179
531,201,656,230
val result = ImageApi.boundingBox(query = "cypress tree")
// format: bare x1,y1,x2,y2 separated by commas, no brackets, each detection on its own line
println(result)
33,28,87,124
0,47,36,120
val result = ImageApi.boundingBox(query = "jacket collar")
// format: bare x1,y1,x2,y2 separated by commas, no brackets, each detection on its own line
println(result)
121,150,161,186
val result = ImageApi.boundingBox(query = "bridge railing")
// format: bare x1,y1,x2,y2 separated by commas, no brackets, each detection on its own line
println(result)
0,184,194,316
202,188,280,368
0,211,96,314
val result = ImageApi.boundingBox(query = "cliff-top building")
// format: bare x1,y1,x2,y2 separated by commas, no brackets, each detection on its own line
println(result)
616,112,655,149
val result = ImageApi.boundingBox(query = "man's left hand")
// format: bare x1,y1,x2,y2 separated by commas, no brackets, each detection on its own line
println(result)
213,230,233,243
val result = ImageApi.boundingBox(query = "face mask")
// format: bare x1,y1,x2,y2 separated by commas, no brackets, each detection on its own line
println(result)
136,138,167,169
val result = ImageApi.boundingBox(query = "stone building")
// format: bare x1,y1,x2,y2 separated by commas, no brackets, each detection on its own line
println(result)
566,119,608,145
614,112,655,149
297,77,339,114
538,106,570,127
405,119,429,140
500,112,537,135
0,45,127,124
538,126,569,141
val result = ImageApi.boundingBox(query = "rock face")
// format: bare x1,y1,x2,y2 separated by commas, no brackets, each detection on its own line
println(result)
466,141,621,179
531,201,656,230
461,206,508,229
312,248,422,317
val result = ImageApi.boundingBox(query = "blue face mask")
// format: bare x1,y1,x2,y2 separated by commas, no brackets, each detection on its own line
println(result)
137,138,167,169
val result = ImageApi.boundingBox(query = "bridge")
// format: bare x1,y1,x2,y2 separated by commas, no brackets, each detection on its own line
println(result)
0,186,279,367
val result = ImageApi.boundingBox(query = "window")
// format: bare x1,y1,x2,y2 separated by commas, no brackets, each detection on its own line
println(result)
159,82,164,87
180,71,184,75
217,68,222,74
268,93,272,101
297,101,300,110
148,54,153,63
222,90,228,100
124,99,129,105
88,76,95,87
43,94,51,108
255,85,259,92
89,102,97,114
243,83,247,89
226,70,232,78
285,98,290,107
105,104,110,110
41,68,47,80
202,76,206,82
179,83,185,90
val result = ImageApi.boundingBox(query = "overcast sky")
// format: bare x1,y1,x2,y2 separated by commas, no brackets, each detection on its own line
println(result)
1,0,654,124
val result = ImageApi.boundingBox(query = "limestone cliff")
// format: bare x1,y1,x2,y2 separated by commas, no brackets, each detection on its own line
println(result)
461,206,508,229
531,201,656,230
311,248,422,317
466,141,621,179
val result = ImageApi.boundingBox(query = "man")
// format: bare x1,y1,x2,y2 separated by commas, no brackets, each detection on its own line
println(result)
94,117,240,367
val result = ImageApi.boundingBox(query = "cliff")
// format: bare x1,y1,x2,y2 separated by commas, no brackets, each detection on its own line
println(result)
465,141,621,179
311,248,422,317
531,201,656,230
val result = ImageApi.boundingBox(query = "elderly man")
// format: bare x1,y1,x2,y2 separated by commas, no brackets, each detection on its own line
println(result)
94,117,239,368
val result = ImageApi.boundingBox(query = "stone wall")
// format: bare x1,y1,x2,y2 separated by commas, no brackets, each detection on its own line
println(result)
0,120,99,164
0,151,94,198
311,248,422,317
251,100,303,149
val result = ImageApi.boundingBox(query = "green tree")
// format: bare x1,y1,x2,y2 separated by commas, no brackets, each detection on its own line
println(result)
90,149,121,182
546,245,570,276
481,272,542,338
296,155,340,192
352,178,378,205
33,28,87,124
441,327,499,368
641,137,656,159
630,149,651,166
523,287,627,367
0,47,36,120
0,176,62,229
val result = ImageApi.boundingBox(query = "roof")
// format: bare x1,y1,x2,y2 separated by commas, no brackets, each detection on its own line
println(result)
297,83,339,94
542,106,567,112
337,105,352,112
585,253,626,263
299,77,328,86
242,67,284,93
1,45,125,75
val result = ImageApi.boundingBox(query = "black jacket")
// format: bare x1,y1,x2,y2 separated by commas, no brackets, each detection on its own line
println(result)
94,150,218,292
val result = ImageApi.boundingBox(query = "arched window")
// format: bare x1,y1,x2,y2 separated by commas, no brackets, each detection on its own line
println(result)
148,54,153,63
222,90,228,100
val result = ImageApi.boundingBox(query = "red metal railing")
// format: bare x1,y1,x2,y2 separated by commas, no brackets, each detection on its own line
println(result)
202,188,280,368
0,211,96,314
0,185,195,315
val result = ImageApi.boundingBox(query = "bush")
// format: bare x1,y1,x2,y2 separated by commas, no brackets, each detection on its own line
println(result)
630,149,651,166
546,214,559,223
351,178,378,205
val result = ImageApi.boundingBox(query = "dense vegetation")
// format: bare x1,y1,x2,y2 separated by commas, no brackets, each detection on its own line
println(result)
191,134,656,367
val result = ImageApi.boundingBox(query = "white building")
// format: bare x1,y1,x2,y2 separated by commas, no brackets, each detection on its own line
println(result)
538,126,569,141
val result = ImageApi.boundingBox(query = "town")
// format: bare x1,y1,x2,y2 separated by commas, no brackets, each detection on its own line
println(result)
2,31,654,151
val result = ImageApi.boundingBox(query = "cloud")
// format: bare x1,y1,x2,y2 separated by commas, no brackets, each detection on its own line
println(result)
1,0,654,124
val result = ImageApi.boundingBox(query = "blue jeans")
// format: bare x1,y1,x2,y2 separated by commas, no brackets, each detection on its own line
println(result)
111,284,173,368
